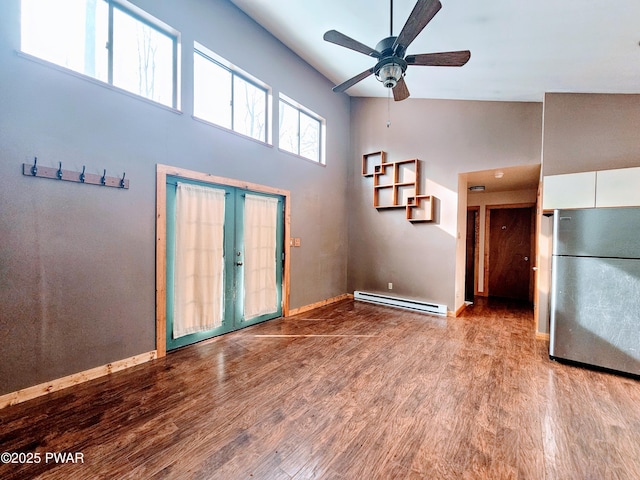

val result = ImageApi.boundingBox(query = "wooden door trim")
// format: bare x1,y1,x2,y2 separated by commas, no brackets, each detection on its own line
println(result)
156,164,291,358
534,184,543,333
483,203,535,299
466,206,480,299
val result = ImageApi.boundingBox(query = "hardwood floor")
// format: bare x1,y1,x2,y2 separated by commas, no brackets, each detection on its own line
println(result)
1,298,640,479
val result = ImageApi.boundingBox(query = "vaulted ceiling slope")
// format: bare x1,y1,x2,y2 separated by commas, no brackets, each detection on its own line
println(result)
230,0,640,102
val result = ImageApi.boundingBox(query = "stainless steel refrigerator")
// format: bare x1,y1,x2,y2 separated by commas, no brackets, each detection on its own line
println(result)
550,207,640,376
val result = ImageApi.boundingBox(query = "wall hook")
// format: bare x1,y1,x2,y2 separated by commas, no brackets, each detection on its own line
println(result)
22,160,128,189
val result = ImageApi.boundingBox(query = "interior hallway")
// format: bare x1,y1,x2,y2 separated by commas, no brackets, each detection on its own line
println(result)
1,298,639,479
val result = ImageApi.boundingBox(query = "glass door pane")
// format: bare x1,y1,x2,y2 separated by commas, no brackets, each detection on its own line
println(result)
242,194,279,320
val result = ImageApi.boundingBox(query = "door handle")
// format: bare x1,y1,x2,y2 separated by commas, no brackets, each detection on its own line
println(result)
236,261,243,266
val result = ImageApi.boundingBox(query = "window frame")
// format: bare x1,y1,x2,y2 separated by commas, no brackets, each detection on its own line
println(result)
278,94,325,165
193,43,271,145
109,1,180,108
20,0,180,110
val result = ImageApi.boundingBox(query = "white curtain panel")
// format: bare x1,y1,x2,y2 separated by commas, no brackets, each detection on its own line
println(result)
243,194,278,320
173,182,226,338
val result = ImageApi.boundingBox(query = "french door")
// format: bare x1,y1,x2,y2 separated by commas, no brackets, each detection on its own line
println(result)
165,176,284,351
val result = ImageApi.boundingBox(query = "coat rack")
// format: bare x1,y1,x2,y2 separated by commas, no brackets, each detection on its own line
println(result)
22,157,129,189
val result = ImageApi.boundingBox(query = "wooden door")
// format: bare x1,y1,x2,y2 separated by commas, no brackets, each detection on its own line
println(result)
488,207,533,301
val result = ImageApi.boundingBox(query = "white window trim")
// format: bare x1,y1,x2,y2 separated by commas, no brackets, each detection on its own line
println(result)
19,0,181,110
193,42,272,145
112,0,181,109
278,93,326,165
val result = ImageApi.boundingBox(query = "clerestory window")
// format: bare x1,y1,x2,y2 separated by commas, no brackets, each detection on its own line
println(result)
193,43,269,143
278,94,324,164
21,0,179,108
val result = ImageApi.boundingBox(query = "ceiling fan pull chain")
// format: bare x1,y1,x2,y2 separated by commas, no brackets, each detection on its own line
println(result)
387,89,392,128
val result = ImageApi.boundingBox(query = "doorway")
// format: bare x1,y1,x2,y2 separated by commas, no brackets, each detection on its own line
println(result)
465,207,479,302
486,206,534,302
165,178,285,351
156,164,291,358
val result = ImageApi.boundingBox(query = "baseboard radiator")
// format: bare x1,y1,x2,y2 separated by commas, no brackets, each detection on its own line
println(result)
354,291,447,316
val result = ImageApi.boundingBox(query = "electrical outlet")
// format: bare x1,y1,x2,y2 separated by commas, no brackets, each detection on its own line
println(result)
388,282,393,290
294,238,301,247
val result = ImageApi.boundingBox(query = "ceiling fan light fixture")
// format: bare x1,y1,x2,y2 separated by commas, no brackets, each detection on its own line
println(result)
324,0,470,101
375,63,403,88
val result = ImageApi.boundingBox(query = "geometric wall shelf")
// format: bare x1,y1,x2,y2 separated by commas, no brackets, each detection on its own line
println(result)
373,158,420,209
362,150,437,223
407,195,435,223
362,151,386,177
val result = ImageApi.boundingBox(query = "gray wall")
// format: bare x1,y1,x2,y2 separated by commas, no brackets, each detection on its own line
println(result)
542,93,640,175
538,92,640,335
348,97,542,310
0,0,350,395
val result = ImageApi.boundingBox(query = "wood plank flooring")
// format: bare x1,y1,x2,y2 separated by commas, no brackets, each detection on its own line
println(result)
1,298,640,479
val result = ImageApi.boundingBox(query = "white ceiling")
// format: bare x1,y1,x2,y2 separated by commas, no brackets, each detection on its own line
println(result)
464,165,541,194
230,0,640,102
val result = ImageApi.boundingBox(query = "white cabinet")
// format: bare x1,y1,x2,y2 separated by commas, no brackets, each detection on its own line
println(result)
542,172,596,210
596,167,640,207
543,166,640,210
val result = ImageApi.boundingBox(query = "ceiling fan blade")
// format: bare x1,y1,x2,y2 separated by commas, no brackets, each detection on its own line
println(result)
323,30,382,58
406,50,471,67
393,0,442,56
392,76,410,101
332,67,375,93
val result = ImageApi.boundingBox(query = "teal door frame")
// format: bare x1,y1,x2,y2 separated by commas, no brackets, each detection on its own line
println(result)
155,164,291,358
233,190,285,328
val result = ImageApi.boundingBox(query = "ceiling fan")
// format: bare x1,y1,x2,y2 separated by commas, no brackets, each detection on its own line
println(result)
323,0,470,101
